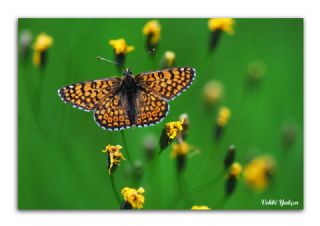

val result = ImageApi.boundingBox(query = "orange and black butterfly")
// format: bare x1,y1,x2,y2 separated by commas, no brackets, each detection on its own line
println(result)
58,67,196,131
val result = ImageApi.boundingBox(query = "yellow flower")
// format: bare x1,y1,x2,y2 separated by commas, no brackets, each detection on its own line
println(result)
166,119,184,140
243,155,276,192
230,162,242,177
171,141,190,158
217,107,231,127
32,33,53,66
33,33,53,52
208,18,235,35
121,187,145,209
203,80,224,106
191,205,210,210
143,20,161,45
163,51,176,67
102,145,126,174
109,38,134,55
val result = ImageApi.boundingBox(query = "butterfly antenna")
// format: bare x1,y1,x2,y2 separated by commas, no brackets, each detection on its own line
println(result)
96,56,117,64
96,56,126,70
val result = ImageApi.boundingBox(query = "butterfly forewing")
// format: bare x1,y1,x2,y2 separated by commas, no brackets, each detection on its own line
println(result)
58,78,120,111
135,67,196,101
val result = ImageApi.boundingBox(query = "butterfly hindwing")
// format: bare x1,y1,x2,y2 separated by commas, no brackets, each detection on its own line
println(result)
58,78,120,111
93,91,168,130
94,94,132,131
135,90,169,128
135,67,196,101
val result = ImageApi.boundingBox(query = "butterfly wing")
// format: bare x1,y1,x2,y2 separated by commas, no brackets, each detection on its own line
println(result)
134,90,169,128
135,67,196,101
58,67,195,131
93,94,132,131
93,89,168,130
58,78,121,111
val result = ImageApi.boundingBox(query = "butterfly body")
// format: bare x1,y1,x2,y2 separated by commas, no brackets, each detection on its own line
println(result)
58,67,196,131
118,70,140,124
120,69,136,92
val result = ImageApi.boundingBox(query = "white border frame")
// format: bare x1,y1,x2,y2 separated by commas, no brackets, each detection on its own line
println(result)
2,0,319,225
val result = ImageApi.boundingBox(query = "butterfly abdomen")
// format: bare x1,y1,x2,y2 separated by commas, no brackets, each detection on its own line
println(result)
121,75,139,125
126,93,137,124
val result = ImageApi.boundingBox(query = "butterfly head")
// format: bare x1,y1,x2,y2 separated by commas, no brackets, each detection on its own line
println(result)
123,68,133,77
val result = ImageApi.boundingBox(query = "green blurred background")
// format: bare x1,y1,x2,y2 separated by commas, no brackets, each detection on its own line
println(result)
18,18,303,210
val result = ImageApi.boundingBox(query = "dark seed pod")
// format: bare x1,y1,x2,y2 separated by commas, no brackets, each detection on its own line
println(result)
215,124,223,140
115,53,125,72
209,29,222,51
120,201,132,209
39,51,47,68
225,175,237,196
176,155,186,173
159,127,173,151
224,145,236,169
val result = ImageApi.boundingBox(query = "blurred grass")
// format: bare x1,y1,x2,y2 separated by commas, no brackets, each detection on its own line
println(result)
18,18,303,210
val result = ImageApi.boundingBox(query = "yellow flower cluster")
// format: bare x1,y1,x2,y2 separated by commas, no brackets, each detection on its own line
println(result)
230,162,242,177
243,155,276,191
208,18,235,35
109,38,134,55
166,119,184,140
33,33,53,52
217,107,231,127
143,20,161,45
171,141,190,158
121,187,145,209
102,145,125,174
191,205,210,210
32,33,53,66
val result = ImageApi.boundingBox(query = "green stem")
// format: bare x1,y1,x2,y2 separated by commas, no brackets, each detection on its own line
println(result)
120,130,133,165
171,173,193,209
178,173,193,206
110,174,121,204
142,148,161,170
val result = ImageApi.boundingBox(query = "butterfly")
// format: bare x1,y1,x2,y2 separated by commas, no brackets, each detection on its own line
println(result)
58,67,196,131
